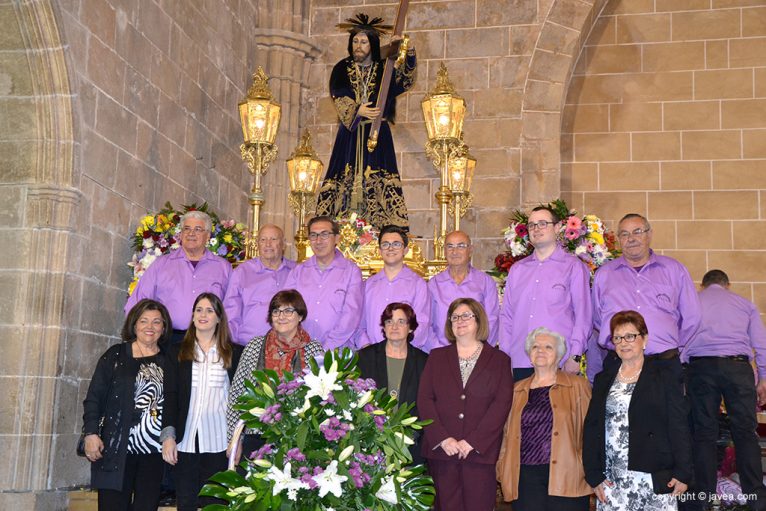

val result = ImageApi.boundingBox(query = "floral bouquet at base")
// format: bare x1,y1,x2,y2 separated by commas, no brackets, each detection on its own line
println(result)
200,349,435,510
128,202,246,295
337,213,377,253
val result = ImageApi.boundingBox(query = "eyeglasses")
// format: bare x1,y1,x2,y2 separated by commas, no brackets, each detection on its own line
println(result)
380,241,404,250
308,231,334,241
384,318,408,327
445,243,469,251
617,228,651,240
612,332,643,344
450,312,476,323
182,226,207,234
527,220,555,231
271,307,297,318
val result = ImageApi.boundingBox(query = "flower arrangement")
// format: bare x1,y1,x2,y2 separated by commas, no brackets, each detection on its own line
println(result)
488,199,620,291
337,213,377,253
128,202,246,295
201,349,435,510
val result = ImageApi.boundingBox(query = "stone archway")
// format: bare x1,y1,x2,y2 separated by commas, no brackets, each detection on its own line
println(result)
519,0,609,207
0,0,80,508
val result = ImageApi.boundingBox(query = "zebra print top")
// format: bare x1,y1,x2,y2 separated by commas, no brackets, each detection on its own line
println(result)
127,354,164,454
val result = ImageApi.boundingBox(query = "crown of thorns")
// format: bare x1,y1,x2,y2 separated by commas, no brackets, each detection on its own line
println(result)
337,13,392,35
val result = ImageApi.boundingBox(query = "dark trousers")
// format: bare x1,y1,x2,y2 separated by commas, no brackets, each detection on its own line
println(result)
428,459,497,511
174,449,228,511
512,464,590,511
513,367,535,382
98,453,163,511
688,357,766,511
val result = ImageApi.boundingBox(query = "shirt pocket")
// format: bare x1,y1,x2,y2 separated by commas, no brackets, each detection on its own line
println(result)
650,283,677,314
329,288,347,314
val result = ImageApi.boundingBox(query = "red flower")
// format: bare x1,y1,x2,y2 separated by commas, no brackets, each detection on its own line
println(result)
515,224,528,238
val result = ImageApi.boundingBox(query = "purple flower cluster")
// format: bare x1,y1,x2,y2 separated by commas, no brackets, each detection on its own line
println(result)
364,404,387,430
260,404,282,425
354,451,385,467
285,447,306,463
348,461,372,488
297,466,322,489
320,393,336,405
251,443,274,460
319,417,351,442
277,379,302,396
345,377,377,393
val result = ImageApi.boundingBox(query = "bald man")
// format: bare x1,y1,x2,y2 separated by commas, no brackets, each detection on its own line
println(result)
223,224,296,345
425,231,499,351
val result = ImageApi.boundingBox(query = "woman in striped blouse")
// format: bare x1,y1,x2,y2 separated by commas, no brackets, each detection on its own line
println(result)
161,292,242,511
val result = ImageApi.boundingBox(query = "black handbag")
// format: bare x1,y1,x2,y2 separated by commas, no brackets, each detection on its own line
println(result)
77,345,121,457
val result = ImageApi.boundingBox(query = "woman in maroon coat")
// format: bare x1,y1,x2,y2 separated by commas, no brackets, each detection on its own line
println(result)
417,297,514,510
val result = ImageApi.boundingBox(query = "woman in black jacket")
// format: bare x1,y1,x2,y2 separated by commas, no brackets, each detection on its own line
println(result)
356,302,428,463
160,292,242,511
82,299,173,511
583,310,692,510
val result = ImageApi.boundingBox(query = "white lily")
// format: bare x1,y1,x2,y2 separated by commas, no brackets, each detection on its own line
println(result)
357,390,373,408
264,462,309,499
375,475,398,504
338,445,354,462
394,431,414,445
312,460,347,498
304,360,342,401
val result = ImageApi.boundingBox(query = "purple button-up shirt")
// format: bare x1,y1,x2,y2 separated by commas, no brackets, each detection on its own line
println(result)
355,265,431,350
592,251,701,354
223,257,296,345
499,246,592,369
125,248,232,329
684,284,766,378
283,249,363,351
425,265,500,352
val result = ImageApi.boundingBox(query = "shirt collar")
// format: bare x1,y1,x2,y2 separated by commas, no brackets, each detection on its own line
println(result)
615,250,658,271
308,248,344,270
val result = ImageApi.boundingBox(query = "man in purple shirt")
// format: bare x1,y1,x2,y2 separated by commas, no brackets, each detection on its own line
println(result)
223,224,295,345
355,225,430,349
591,213,701,377
125,211,232,342
684,270,766,511
283,216,363,351
425,230,499,352
499,206,592,381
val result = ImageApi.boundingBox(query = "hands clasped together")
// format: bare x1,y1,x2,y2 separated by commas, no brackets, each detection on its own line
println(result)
439,437,474,459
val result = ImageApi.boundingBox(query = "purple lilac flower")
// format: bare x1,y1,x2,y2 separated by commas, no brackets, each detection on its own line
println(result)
348,461,371,488
251,443,274,460
345,378,377,393
320,393,336,405
260,403,282,425
319,417,351,442
277,379,302,396
285,447,306,463
363,404,387,431
217,244,229,256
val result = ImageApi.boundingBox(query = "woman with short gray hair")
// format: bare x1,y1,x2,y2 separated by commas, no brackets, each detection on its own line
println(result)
497,327,592,510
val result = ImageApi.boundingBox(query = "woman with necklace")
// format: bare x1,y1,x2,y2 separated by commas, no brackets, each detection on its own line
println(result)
161,293,242,511
497,327,592,510
583,310,692,510
417,298,513,510
357,303,428,464
82,299,173,510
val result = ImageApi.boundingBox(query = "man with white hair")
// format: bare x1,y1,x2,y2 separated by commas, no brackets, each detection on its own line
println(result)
125,210,232,343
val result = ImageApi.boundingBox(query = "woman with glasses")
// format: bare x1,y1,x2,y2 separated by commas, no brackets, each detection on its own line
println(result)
161,293,242,511
225,289,324,466
417,298,513,510
583,310,691,510
357,302,428,463
496,327,592,510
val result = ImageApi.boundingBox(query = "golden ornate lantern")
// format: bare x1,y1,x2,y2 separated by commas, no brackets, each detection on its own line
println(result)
421,63,468,270
286,130,323,262
239,67,281,259
447,149,476,231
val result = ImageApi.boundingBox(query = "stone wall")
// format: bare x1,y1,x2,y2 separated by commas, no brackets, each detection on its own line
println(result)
0,0,317,507
561,1,766,309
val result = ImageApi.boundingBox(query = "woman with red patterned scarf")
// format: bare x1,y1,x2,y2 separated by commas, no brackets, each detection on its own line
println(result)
225,289,324,468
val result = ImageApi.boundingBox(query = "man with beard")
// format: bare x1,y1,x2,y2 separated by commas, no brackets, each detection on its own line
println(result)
315,13,416,230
